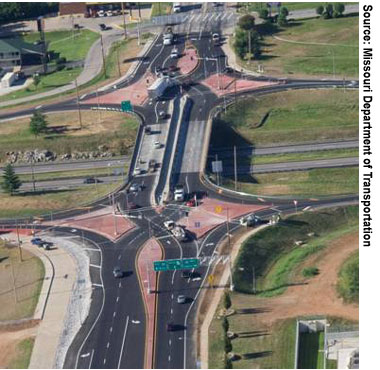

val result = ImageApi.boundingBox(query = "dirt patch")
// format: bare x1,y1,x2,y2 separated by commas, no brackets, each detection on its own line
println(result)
0,321,38,368
229,231,359,328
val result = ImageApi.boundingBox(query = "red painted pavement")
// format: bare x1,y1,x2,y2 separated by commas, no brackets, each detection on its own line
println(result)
177,197,270,238
85,72,156,106
202,74,278,97
137,238,162,369
43,206,135,241
178,47,198,75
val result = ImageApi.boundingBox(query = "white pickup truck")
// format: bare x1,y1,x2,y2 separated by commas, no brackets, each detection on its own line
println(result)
164,220,187,241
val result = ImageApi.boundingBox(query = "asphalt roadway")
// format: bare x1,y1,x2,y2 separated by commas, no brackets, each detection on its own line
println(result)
0,4,359,370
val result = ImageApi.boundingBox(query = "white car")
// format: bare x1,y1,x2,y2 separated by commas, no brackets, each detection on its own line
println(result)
106,10,113,17
133,167,142,176
212,33,220,42
154,141,161,149
170,48,179,59
97,10,105,17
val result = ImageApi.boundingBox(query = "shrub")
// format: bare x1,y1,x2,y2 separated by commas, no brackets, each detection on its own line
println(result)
302,266,319,278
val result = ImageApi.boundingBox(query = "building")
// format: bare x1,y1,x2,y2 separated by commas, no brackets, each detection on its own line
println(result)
59,2,123,17
0,38,44,69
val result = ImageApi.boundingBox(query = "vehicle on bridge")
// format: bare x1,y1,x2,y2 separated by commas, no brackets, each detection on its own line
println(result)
174,184,185,202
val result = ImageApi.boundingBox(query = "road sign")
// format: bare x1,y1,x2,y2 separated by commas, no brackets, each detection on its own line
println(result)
153,258,199,272
211,160,223,173
121,100,132,112
215,205,223,214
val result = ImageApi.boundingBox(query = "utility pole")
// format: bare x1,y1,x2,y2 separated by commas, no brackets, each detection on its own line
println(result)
112,193,118,236
229,257,234,291
100,34,106,77
96,87,101,124
116,47,121,77
252,266,256,293
138,2,141,20
31,160,36,192
74,78,83,129
234,146,238,191
16,223,22,262
121,2,127,40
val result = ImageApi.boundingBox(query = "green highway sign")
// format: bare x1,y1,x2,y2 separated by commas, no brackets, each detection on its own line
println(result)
153,258,199,272
121,100,132,112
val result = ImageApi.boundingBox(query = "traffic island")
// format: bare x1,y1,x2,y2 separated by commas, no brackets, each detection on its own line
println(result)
136,238,162,369
178,46,199,75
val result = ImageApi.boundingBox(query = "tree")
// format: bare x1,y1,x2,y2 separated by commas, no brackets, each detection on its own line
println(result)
278,13,288,27
223,291,232,310
1,164,22,195
224,354,233,369
334,3,345,17
316,5,324,16
224,333,232,353
234,28,249,59
222,316,229,333
258,8,268,20
30,111,48,137
238,14,255,62
117,140,129,155
324,4,334,19
280,7,289,17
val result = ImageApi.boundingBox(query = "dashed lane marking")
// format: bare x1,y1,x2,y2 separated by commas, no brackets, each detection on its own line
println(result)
89,264,101,269
92,283,103,288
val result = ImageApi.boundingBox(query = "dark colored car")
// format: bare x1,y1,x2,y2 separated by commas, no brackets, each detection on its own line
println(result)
99,23,107,31
31,238,43,246
83,177,98,184
144,126,151,135
166,322,175,331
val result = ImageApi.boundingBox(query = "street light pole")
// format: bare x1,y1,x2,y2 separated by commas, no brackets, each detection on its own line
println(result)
74,78,83,129
121,2,127,40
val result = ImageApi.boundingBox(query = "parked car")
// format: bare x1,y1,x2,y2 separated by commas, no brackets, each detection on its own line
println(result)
133,167,142,176
97,10,105,17
148,159,156,173
186,199,196,207
99,23,107,31
158,110,167,119
154,141,161,149
144,126,152,135
83,177,98,184
106,10,113,16
113,266,123,278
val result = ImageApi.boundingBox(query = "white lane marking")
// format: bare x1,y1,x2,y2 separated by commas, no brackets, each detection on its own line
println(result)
156,235,172,240
92,283,103,288
206,243,214,247
119,281,122,288
257,197,266,202
166,240,171,244
131,319,141,324
80,353,90,358
89,264,101,269
107,342,110,348
169,339,172,346
170,308,173,315
221,13,227,21
171,293,174,299
89,349,94,368
80,93,87,100
118,254,121,260
116,296,120,302
303,206,312,211
103,358,106,364
227,13,233,19
117,316,130,369
168,355,171,362
113,312,116,318
110,327,113,332
35,105,42,110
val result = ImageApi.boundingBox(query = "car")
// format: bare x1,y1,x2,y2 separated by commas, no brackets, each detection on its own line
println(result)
155,66,163,76
158,111,167,119
170,48,179,59
164,220,175,230
133,167,142,176
129,183,140,192
181,270,200,279
113,266,123,278
31,237,43,246
173,3,181,12
106,10,113,16
154,141,161,149
186,199,196,207
166,322,175,331
177,295,186,304
83,177,97,184
223,66,234,74
148,159,156,173
144,126,151,135
97,10,105,17
99,23,107,31
212,33,220,42
168,65,177,72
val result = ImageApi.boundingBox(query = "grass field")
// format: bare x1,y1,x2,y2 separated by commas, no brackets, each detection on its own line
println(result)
0,182,122,219
298,331,325,369
0,242,44,321
221,167,358,197
211,89,358,148
233,206,358,294
235,14,358,78
0,111,139,164
23,29,99,62
209,302,296,369
336,250,359,303
7,337,35,369
151,2,172,17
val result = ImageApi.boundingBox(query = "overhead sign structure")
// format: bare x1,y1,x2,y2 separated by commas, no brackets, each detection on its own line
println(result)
153,258,199,272
121,100,132,112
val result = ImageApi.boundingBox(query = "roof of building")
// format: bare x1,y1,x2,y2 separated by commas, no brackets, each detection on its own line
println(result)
0,38,44,55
